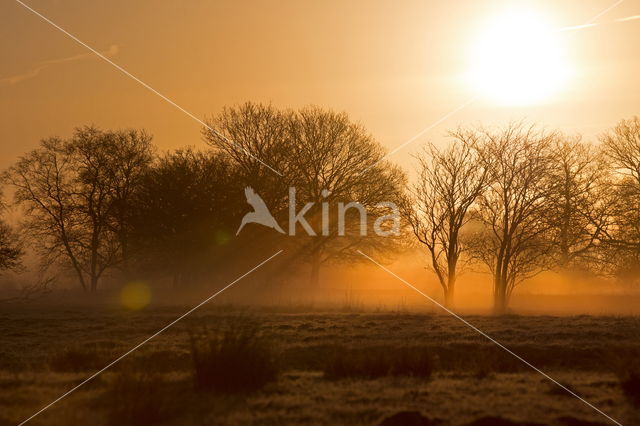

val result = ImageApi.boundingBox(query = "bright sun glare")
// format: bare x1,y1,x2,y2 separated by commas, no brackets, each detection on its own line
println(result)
467,8,572,106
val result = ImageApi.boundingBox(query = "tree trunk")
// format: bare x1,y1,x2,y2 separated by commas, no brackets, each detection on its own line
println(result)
493,279,507,314
75,269,87,292
444,286,454,308
90,275,99,293
444,265,456,308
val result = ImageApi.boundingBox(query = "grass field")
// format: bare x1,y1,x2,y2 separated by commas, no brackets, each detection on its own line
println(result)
1,305,639,425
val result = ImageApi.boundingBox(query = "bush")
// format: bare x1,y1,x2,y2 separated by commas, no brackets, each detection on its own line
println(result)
49,345,107,373
609,349,640,407
104,368,168,426
324,346,433,380
619,367,640,407
189,318,278,393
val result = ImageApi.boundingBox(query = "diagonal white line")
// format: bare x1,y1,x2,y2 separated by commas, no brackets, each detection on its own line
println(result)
586,0,625,24
357,250,623,426
18,249,284,425
558,0,630,32
556,23,598,33
13,0,283,177
616,15,640,22
361,96,478,174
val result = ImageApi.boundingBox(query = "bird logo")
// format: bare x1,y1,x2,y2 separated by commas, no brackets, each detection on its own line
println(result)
236,187,285,235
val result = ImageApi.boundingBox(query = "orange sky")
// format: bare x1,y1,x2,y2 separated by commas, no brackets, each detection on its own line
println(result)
1,0,638,172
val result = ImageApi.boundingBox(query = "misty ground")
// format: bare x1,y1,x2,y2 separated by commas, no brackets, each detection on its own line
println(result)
1,304,639,426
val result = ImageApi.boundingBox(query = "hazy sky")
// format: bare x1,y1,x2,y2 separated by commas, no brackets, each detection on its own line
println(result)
1,0,638,172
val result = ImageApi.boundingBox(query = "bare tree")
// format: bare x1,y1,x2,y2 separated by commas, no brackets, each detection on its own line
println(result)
467,123,556,313
599,117,640,282
601,117,640,187
203,103,294,211
129,148,244,288
4,138,86,289
545,136,611,270
104,129,154,275
403,139,486,307
0,193,22,273
3,126,152,292
204,103,406,288
287,106,406,288
0,221,22,273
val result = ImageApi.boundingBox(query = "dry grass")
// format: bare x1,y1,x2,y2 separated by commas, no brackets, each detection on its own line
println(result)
189,318,278,393
104,367,169,426
48,345,109,373
324,346,433,380
0,306,639,425
611,352,640,408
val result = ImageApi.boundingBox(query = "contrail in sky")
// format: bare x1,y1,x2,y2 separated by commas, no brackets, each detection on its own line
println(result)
0,44,119,86
557,14,640,32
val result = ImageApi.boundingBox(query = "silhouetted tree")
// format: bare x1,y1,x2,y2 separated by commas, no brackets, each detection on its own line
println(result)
3,126,152,292
103,129,154,275
0,196,22,273
599,117,640,282
601,117,640,187
467,123,556,313
0,222,22,272
203,103,293,211
402,139,486,307
545,136,611,270
129,148,244,287
287,106,406,288
204,103,406,288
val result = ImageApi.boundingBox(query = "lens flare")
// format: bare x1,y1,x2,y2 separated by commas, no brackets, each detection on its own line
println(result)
120,281,152,311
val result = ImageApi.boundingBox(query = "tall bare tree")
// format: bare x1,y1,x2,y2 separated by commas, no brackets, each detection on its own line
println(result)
546,136,611,270
287,106,406,288
3,127,152,292
204,103,405,288
129,148,244,287
104,129,154,274
601,117,640,187
467,123,556,313
203,103,294,211
599,117,640,282
403,139,486,307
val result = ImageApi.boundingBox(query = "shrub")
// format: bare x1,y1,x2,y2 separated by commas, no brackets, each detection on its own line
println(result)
610,348,640,407
324,346,433,380
189,318,278,393
619,367,640,407
104,368,168,426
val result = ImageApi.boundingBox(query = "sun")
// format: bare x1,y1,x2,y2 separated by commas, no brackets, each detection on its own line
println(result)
466,8,572,106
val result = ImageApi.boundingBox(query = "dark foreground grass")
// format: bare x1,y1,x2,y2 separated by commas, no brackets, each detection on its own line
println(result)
104,368,169,426
189,318,278,393
613,358,640,408
48,345,110,373
324,346,433,380
620,371,640,407
1,309,639,425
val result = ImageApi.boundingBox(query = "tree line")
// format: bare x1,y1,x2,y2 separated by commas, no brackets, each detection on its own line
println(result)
405,118,640,312
0,103,638,313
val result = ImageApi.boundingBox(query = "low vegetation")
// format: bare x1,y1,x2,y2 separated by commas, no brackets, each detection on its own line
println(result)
48,345,109,373
1,308,637,425
324,346,433,380
104,367,169,426
189,318,278,393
